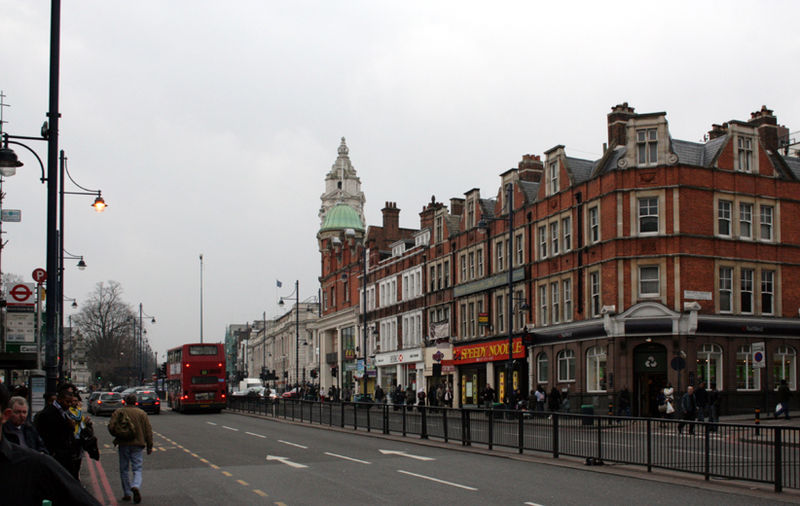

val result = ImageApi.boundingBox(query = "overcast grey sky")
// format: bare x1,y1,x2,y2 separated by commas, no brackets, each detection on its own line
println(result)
1,1,798,361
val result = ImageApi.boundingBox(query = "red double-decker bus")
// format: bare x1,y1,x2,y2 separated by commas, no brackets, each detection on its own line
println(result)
166,343,227,413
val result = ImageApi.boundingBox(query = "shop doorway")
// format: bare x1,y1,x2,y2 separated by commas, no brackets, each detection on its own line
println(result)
633,343,667,417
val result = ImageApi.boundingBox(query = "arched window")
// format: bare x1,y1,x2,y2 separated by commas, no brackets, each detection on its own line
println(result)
773,346,797,391
537,353,549,384
557,349,575,382
697,344,723,389
736,345,761,391
586,346,607,392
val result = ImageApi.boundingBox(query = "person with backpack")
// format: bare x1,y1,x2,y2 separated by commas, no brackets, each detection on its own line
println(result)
109,393,153,504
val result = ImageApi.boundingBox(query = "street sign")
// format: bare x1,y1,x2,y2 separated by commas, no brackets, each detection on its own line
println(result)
32,268,47,283
1,209,21,222
752,342,766,368
5,312,36,343
7,283,35,306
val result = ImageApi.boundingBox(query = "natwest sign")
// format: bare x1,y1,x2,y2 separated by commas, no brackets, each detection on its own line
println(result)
453,337,525,365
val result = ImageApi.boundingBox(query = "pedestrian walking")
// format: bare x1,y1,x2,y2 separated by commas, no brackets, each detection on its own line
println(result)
677,386,697,435
775,379,791,420
535,385,546,411
109,393,153,504
694,381,708,422
618,386,631,417
548,387,561,412
708,383,721,432
2,396,48,453
34,384,77,474
661,383,675,421
482,384,495,409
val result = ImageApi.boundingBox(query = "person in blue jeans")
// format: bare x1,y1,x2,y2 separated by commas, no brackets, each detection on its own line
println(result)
109,394,153,503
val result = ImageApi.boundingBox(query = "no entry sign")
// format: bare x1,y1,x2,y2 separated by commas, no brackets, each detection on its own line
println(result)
8,283,35,306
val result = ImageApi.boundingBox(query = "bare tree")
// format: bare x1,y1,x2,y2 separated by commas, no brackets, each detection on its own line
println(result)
72,281,136,385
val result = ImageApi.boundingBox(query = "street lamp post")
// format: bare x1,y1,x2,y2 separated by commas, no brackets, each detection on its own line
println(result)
138,304,156,384
478,183,529,406
279,280,300,390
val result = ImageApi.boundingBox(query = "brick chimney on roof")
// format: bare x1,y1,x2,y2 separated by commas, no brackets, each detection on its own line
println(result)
708,123,728,140
517,154,543,182
449,198,464,217
607,102,636,149
747,105,788,152
419,196,443,230
382,201,400,239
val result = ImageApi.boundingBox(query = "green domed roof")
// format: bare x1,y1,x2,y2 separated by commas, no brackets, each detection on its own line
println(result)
320,203,364,232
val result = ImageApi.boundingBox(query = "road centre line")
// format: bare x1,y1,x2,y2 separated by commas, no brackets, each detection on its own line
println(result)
253,489,268,497
278,440,307,449
246,431,267,438
237,479,249,486
207,421,218,426
222,471,233,477
397,470,477,491
324,452,371,464
222,425,239,431
524,502,546,506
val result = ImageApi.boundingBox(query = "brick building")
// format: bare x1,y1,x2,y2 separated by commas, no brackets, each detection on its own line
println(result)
316,104,800,413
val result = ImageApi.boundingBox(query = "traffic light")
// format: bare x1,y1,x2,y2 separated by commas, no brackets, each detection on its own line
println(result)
310,369,318,379
331,366,337,377
95,371,102,381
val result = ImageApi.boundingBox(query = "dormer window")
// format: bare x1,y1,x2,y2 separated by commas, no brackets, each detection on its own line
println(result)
636,128,657,166
737,136,753,173
548,160,559,195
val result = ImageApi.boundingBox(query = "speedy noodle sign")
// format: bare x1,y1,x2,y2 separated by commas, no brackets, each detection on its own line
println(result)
453,337,525,364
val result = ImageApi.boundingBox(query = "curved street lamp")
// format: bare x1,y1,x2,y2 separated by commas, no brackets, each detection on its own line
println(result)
278,280,300,391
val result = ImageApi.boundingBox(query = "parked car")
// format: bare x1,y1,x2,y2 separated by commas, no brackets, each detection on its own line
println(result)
282,387,301,398
88,392,124,416
132,390,161,415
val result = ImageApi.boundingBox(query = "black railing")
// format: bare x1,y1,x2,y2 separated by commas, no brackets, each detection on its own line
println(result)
227,397,799,492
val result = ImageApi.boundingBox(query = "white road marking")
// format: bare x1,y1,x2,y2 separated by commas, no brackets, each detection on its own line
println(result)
222,425,239,431
207,421,217,426
324,452,371,464
266,455,308,469
524,502,546,506
246,431,266,438
278,440,307,449
379,449,435,461
397,470,476,491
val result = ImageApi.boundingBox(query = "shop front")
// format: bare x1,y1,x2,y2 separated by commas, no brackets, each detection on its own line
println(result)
375,348,424,392
453,336,527,407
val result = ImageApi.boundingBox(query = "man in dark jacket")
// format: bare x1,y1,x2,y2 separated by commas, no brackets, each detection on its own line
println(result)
775,379,791,420
678,386,697,435
34,384,77,473
2,396,48,453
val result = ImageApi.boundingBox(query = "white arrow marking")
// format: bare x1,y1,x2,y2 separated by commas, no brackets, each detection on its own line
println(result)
379,449,435,461
266,455,308,469
324,452,371,464
278,440,307,449
246,431,266,438
397,470,476,491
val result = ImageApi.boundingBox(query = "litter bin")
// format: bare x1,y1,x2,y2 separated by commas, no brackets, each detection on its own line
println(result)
581,404,594,425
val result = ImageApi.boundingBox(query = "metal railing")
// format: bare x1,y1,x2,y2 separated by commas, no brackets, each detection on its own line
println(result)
228,397,799,492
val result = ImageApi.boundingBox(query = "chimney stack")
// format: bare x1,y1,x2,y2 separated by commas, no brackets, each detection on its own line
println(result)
607,102,636,149
707,123,728,140
747,105,788,152
382,202,400,239
449,198,464,217
517,154,544,182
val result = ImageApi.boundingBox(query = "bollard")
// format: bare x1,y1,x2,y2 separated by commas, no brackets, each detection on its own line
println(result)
755,407,761,436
